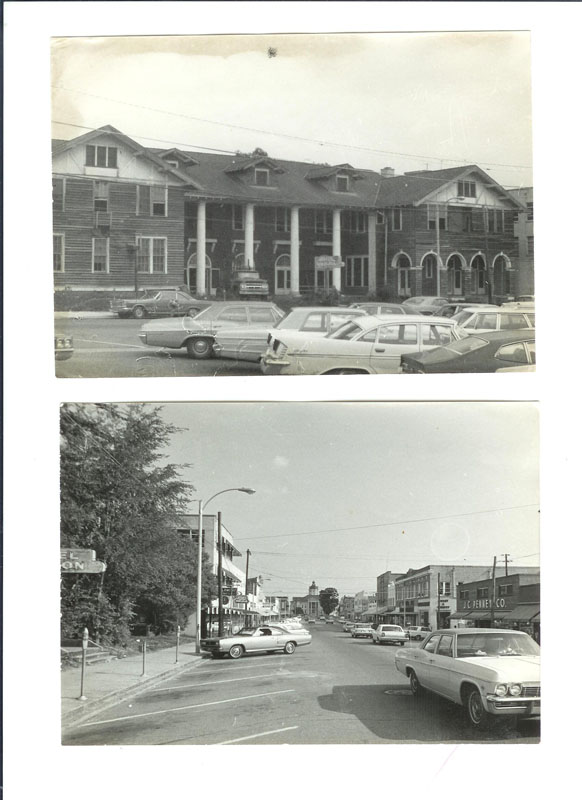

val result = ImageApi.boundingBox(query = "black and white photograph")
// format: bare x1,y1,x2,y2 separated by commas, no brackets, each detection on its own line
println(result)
59,401,540,746
51,29,535,378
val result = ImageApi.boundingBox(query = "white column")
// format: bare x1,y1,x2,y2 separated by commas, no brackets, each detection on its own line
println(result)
290,206,300,295
367,211,377,295
332,209,342,290
244,204,255,268
196,201,206,297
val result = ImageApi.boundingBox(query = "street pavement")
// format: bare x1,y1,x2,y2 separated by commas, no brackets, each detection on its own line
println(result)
54,315,260,378
62,624,540,745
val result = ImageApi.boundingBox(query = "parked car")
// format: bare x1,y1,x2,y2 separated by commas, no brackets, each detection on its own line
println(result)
394,628,540,729
54,333,74,361
201,624,312,659
402,296,451,315
213,306,366,362
261,315,468,375
454,307,535,334
351,624,374,639
406,626,432,641
433,302,498,318
111,288,207,319
400,330,536,373
138,301,285,359
348,302,406,315
325,618,335,624
372,624,408,646
308,618,316,624
343,621,356,632
273,622,312,641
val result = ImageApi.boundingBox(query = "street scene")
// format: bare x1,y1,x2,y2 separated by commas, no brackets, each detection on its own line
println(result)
61,402,540,746
52,32,534,378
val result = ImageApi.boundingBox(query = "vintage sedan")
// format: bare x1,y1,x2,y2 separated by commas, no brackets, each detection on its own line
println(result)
395,628,540,729
434,302,498,318
138,301,285,359
454,307,535,334
201,624,312,659
351,624,375,639
213,306,366,362
111,289,207,319
274,621,312,641
406,625,432,641
372,624,408,645
402,296,451,315
400,330,536,373
261,315,468,375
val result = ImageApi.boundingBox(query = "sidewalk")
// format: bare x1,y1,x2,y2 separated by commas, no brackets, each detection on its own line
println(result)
55,311,116,319
61,645,204,729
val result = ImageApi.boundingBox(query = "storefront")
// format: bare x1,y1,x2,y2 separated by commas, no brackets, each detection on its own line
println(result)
502,603,541,643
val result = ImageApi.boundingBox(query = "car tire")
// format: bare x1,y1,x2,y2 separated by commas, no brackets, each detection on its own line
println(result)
186,337,213,359
409,670,423,697
283,642,296,655
229,644,244,660
400,641,405,646
132,306,146,319
186,307,199,317
465,687,494,729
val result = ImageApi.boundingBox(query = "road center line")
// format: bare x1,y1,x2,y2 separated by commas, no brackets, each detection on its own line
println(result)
217,726,299,745
79,689,295,727
152,672,290,692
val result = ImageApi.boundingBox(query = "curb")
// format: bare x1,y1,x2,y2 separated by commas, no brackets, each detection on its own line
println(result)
55,311,117,319
61,656,204,729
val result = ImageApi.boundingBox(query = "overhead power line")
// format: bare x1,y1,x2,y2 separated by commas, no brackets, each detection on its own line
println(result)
51,84,532,171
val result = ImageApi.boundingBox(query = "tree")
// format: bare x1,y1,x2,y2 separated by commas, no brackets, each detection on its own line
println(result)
60,404,213,643
319,587,339,615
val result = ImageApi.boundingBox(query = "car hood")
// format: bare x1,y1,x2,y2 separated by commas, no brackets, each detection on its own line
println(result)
456,654,540,682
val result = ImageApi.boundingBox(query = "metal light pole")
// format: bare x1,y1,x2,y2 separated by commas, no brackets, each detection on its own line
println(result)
195,487,255,654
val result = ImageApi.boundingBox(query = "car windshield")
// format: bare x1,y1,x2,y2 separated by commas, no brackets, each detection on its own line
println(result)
439,336,490,355
456,633,540,658
233,627,258,637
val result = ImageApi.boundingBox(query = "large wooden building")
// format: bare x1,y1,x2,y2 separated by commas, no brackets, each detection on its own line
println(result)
53,125,527,303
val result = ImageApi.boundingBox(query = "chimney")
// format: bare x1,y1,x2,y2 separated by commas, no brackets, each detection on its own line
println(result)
381,167,395,177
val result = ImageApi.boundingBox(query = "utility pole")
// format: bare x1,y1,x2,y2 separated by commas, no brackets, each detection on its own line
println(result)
217,511,223,637
502,553,510,576
437,572,441,629
245,549,251,627
490,556,497,628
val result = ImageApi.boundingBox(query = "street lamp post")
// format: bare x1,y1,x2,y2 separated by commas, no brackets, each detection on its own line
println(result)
195,487,255,654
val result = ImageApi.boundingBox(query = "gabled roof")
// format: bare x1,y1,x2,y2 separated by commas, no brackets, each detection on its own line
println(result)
158,148,199,166
376,164,524,209
224,155,286,175
305,163,364,181
52,125,203,189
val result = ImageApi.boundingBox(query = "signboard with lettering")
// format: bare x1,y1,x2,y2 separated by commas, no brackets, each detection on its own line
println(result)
61,548,107,574
315,255,344,269
461,598,507,610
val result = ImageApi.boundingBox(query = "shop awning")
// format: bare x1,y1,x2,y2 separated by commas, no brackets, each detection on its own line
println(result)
450,611,470,619
464,610,511,621
503,604,540,622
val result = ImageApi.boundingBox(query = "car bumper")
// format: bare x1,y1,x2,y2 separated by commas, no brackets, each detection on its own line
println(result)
260,356,290,375
485,695,541,718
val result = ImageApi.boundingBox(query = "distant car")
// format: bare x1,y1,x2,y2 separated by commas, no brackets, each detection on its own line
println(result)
325,618,335,624
273,622,312,641
394,628,540,729
54,333,74,361
372,624,408,646
343,621,356,632
261,315,468,375
402,296,450,315
434,302,498,318
351,624,374,639
406,626,432,641
201,624,312,659
308,618,316,624
454,307,535,334
348,302,406,315
138,301,285,359
400,330,536,373
111,289,207,319
213,306,366,362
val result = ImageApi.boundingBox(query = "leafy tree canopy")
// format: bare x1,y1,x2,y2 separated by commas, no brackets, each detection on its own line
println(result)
60,404,212,643
319,587,339,615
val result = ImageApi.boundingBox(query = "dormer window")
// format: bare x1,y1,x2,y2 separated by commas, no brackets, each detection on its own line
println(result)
336,175,350,192
166,160,179,169
86,145,118,169
255,168,270,186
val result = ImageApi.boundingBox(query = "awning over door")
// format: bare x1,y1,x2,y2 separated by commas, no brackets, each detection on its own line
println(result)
502,604,540,622
464,610,511,621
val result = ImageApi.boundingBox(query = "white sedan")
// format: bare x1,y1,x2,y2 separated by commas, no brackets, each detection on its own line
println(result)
261,315,468,375
213,306,366,362
372,624,408,645
395,628,540,729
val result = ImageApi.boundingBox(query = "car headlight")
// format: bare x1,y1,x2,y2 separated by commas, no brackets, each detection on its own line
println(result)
509,684,522,697
494,684,508,697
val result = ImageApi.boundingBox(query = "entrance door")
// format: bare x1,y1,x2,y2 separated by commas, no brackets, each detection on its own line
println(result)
315,266,330,291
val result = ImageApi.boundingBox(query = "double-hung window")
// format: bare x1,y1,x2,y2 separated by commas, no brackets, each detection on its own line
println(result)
345,256,369,288
151,186,167,216
315,210,332,235
137,236,167,273
232,205,244,230
275,208,290,232
457,180,476,198
392,208,402,231
92,237,110,273
93,182,109,212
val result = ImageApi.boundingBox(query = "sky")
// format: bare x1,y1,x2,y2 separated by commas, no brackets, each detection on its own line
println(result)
51,30,533,188
155,401,539,598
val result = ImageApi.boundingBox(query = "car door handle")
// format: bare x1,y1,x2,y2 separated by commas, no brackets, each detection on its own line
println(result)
374,347,386,353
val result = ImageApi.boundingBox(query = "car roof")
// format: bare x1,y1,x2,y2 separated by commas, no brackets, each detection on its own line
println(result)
288,306,366,313
343,313,456,330
428,628,531,635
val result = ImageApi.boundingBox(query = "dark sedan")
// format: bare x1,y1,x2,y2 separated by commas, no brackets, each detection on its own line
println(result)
400,330,535,373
